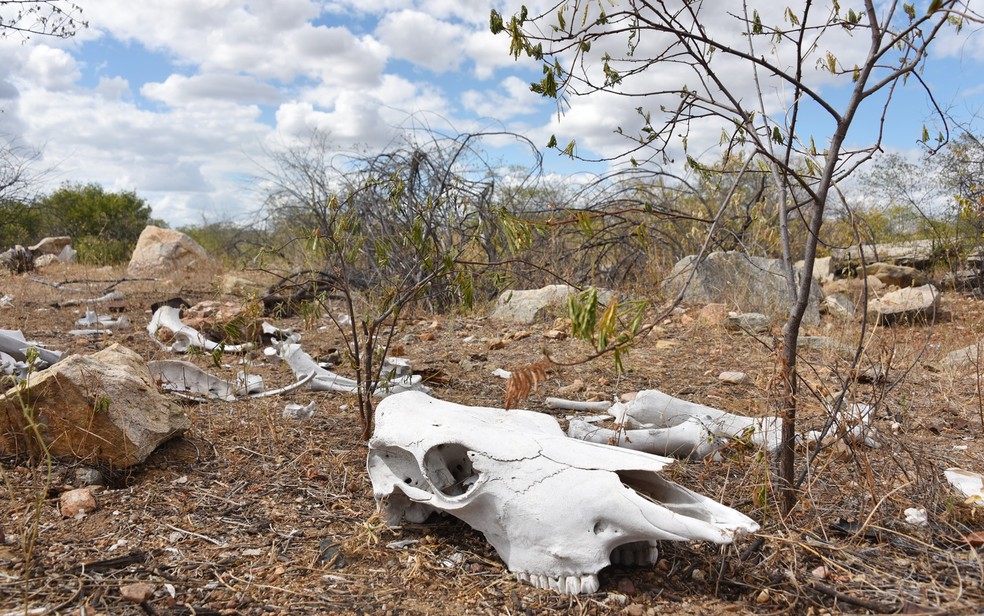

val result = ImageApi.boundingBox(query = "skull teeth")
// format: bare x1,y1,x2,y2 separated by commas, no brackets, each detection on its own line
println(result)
610,541,659,566
515,571,600,595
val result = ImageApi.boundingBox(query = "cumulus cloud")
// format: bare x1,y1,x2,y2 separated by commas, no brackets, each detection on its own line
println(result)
142,73,282,106
24,46,80,90
462,76,541,118
375,10,466,73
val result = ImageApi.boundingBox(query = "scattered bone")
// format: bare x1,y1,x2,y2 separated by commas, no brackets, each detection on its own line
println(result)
0,329,63,364
491,368,511,379
275,341,429,397
53,290,125,308
368,391,758,595
148,306,252,354
568,390,879,459
544,397,613,412
148,359,314,401
944,468,984,506
283,401,317,419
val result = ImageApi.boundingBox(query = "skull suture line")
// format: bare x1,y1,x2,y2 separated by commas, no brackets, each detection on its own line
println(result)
367,391,759,595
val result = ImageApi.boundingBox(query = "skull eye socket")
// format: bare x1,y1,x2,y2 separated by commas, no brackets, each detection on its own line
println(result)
423,443,480,497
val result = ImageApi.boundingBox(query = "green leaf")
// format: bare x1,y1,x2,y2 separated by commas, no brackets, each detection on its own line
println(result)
489,9,504,34
772,126,784,144
752,10,763,34
547,134,558,148
928,0,943,14
903,3,915,19
562,140,576,157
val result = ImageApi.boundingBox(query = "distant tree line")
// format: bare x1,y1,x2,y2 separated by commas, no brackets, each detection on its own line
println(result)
0,182,160,265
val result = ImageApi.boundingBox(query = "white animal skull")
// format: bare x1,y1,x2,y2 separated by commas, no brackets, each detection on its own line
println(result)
367,391,759,594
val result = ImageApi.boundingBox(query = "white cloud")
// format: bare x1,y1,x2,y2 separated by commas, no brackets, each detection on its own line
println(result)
462,76,540,118
375,10,466,73
142,73,282,106
24,46,80,90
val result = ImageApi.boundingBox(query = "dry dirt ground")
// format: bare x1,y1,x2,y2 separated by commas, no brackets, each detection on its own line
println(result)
1,262,983,615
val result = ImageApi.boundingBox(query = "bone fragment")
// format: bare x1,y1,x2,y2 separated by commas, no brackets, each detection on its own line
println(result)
147,359,314,401
545,397,613,412
0,329,63,366
54,290,125,307
148,306,252,354
275,342,429,397
568,389,878,458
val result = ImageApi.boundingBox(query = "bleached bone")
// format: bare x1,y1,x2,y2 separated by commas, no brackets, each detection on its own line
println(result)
275,342,429,397
148,306,252,354
545,397,613,412
54,290,125,307
567,389,877,459
0,329,63,366
368,391,759,595
147,359,314,401
73,309,131,333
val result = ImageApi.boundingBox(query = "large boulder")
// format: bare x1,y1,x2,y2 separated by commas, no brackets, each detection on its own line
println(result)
665,252,823,325
0,343,189,467
869,284,941,325
491,284,612,324
865,262,928,288
127,226,212,278
29,236,72,256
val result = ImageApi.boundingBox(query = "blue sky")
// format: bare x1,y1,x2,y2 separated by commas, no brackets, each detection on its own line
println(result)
1,1,982,228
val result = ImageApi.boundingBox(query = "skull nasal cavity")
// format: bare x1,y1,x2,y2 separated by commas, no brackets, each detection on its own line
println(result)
423,443,480,497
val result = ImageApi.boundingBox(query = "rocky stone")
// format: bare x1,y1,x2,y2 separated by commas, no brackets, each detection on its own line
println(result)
0,245,32,273
697,303,729,325
491,284,612,324
60,487,97,517
0,343,190,467
942,342,982,372
127,226,212,278
725,312,773,334
666,252,823,325
28,236,72,256
866,262,928,288
941,269,983,291
821,293,856,318
869,284,941,325
830,239,949,273
74,467,106,487
718,371,748,384
795,256,834,283
798,336,855,355
217,273,263,296
120,582,155,603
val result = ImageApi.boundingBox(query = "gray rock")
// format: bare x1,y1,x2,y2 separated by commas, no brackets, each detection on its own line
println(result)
942,342,982,372
29,236,72,256
869,284,941,325
491,284,612,324
821,293,856,318
666,252,822,325
718,371,748,384
865,262,928,288
725,312,773,333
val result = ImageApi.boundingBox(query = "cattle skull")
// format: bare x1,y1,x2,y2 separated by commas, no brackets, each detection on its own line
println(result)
367,391,759,594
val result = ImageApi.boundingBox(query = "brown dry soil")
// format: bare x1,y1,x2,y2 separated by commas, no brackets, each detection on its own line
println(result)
1,262,983,615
